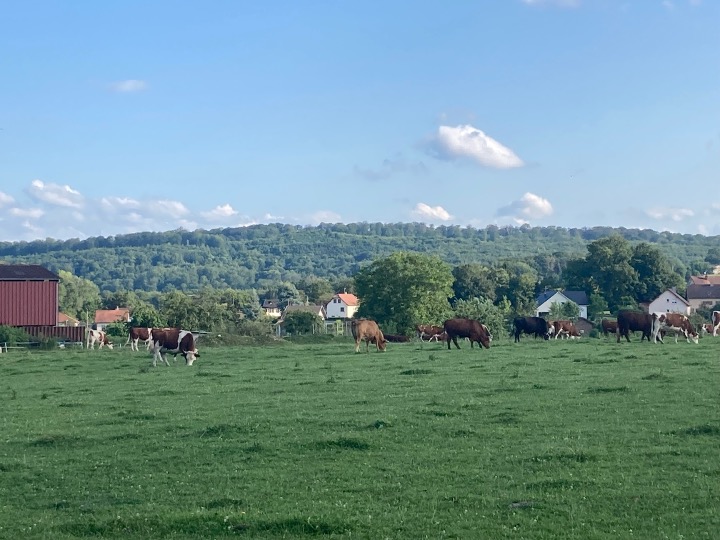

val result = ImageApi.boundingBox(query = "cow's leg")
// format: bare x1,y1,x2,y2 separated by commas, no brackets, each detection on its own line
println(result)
452,336,460,349
354,338,361,353
714,323,720,337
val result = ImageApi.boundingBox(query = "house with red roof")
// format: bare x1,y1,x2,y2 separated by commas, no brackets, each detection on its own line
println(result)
325,292,359,319
94,307,131,331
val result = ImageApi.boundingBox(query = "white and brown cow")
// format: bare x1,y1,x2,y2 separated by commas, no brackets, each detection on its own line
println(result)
351,319,387,353
415,324,446,342
150,328,199,366
547,320,581,339
651,313,699,344
126,327,152,352
88,329,113,350
712,311,720,337
701,323,715,336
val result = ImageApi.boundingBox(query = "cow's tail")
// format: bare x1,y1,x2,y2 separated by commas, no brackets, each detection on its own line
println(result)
350,319,359,340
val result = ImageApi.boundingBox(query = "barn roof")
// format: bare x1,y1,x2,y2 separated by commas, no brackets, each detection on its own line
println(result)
0,264,60,281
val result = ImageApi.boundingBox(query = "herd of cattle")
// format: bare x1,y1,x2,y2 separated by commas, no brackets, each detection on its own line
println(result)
350,310,720,353
85,310,720,362
87,327,200,366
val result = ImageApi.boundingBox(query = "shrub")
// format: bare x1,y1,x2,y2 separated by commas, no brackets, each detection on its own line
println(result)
0,325,31,345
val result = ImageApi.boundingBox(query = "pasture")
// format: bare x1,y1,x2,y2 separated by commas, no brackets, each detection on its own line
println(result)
1,337,719,539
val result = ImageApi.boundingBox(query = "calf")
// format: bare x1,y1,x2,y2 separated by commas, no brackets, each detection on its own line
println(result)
151,328,199,366
415,324,445,342
601,319,617,337
701,323,715,336
351,319,387,353
88,329,113,350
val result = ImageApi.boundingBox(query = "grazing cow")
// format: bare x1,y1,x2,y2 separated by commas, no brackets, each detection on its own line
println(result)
351,319,387,353
126,327,152,352
513,317,549,342
415,324,446,342
151,328,199,366
88,329,113,350
444,318,490,350
712,311,720,336
651,313,699,344
701,323,715,335
616,310,653,343
548,320,581,339
601,319,618,337
383,333,410,343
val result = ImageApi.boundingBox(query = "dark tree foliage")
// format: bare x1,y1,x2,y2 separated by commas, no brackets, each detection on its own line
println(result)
0,223,716,294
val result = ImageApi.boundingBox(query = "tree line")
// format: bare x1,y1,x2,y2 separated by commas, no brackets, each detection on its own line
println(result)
53,233,720,340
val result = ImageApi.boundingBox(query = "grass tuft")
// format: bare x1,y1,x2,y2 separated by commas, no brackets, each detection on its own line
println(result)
677,424,720,437
400,369,433,375
587,385,629,393
368,419,391,429
314,437,370,451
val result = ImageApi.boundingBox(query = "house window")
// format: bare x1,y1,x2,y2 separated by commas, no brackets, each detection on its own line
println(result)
340,307,345,313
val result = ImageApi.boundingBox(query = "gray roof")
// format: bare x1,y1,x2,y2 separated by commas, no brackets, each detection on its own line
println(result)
536,289,588,306
686,284,720,300
0,264,60,281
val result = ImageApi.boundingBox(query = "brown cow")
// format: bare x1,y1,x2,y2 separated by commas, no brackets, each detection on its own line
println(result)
601,319,617,337
151,328,200,366
126,327,152,352
651,313,698,344
548,320,581,339
351,319,387,353
444,318,490,350
616,310,653,343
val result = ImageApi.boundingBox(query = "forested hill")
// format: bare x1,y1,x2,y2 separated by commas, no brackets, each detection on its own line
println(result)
1,222,718,293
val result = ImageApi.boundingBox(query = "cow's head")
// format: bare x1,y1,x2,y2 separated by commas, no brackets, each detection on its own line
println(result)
184,349,200,365
378,338,388,351
106,342,114,350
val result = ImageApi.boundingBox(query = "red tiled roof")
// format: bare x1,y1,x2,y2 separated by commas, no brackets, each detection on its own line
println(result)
336,293,359,306
58,312,79,324
94,308,130,324
688,275,720,285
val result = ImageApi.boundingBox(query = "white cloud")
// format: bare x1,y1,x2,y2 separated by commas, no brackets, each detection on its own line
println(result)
497,192,554,222
10,207,45,219
154,200,190,217
200,204,238,221
27,179,84,208
646,207,694,221
109,80,148,93
412,203,453,221
0,191,14,206
428,125,524,169
310,211,341,224
101,196,142,210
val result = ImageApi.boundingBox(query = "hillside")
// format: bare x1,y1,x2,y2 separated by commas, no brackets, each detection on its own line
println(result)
0,223,718,293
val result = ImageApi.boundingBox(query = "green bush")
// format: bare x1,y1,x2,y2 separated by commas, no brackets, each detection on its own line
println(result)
0,325,31,345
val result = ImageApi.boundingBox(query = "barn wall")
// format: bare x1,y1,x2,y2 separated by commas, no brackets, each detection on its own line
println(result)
21,325,85,342
0,281,58,326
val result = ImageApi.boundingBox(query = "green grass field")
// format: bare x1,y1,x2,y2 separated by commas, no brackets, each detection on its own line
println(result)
1,336,719,539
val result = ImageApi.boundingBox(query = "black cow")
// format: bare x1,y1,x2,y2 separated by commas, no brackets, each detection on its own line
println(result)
616,310,653,343
443,318,490,350
383,333,410,343
513,317,550,342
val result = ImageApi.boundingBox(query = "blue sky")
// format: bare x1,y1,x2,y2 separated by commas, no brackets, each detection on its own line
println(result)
0,0,718,242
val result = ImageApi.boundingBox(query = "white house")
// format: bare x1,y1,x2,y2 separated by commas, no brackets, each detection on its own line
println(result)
535,290,589,319
325,292,359,319
261,299,282,319
648,289,691,316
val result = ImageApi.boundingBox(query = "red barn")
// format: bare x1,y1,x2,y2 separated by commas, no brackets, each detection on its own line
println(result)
0,264,60,326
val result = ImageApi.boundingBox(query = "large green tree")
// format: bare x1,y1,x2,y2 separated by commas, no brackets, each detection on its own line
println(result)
630,243,684,303
451,263,500,303
58,270,101,320
355,252,453,334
